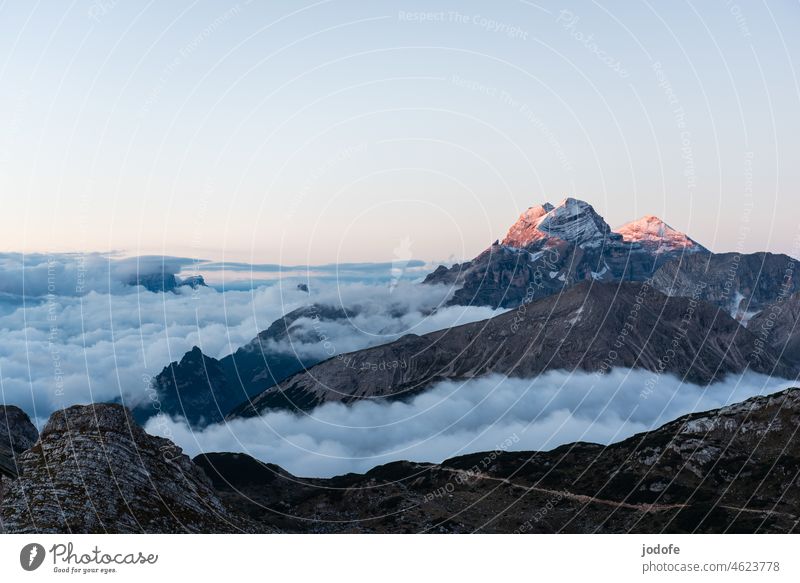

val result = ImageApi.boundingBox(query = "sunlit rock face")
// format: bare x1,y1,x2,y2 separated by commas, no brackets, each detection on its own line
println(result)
425,197,709,309
615,214,707,254
502,198,611,249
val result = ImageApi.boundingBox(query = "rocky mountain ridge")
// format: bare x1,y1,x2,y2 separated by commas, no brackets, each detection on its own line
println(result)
3,387,799,533
132,388,800,533
230,281,795,418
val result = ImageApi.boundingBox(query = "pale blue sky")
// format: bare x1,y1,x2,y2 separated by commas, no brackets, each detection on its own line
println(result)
1,0,798,263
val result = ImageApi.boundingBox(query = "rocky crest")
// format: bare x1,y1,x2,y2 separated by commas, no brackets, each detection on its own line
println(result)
1,404,245,533
230,282,794,417
203,387,800,533
425,197,708,309
127,271,208,293
135,303,352,426
502,198,612,248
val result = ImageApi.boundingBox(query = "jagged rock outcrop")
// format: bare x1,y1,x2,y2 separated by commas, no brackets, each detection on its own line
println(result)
0,406,38,502
0,405,38,456
1,404,246,533
502,198,611,247
136,346,237,428
135,303,353,426
230,282,795,417
203,388,800,533
127,271,208,293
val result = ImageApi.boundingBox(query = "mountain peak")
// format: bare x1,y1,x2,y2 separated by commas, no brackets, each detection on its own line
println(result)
614,215,707,253
502,197,611,248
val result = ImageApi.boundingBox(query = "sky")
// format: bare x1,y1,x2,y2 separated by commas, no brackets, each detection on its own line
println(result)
1,0,798,264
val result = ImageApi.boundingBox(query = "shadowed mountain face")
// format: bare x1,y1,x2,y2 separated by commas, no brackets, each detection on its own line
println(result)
748,292,800,365
127,271,207,293
0,406,38,480
134,304,352,427
651,252,800,319
424,198,708,309
199,388,800,533
0,404,247,533
229,282,795,418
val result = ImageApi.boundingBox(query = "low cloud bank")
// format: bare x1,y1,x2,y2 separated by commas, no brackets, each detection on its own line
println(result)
0,252,194,300
0,252,439,300
0,257,498,421
147,369,796,478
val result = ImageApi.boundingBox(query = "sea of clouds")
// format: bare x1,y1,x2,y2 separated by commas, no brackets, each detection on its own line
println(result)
148,369,796,478
0,252,498,423
3,252,796,480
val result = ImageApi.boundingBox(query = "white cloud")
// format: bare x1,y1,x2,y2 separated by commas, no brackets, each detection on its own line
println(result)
0,257,499,423
146,369,796,478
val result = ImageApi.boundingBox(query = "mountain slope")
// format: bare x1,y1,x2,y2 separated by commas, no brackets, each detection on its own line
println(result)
1,404,247,533
749,292,800,364
230,282,794,417
202,387,800,533
650,252,800,319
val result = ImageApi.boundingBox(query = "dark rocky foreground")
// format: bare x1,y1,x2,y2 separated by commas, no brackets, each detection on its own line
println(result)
3,388,800,533
0,404,246,533
200,388,800,533
231,281,795,417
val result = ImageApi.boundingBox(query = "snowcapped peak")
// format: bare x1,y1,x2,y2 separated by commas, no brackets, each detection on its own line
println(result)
502,197,611,248
614,215,707,253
